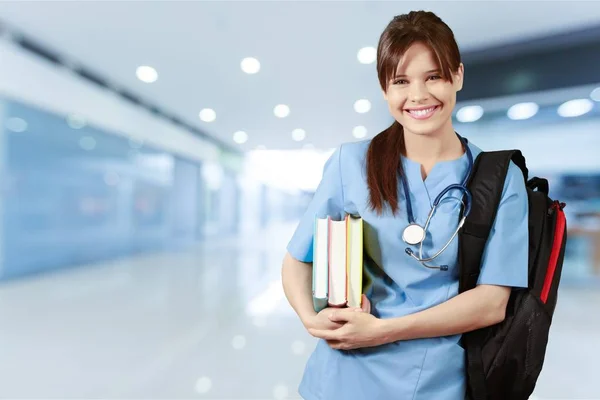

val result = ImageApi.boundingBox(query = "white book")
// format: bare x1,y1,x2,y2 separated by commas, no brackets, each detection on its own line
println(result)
312,217,329,312
328,218,347,307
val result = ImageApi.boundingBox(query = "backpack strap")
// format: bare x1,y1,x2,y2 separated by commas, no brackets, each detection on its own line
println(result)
459,149,527,400
459,149,526,293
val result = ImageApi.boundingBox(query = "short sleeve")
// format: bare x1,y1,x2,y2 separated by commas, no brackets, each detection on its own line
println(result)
286,146,345,263
477,161,529,288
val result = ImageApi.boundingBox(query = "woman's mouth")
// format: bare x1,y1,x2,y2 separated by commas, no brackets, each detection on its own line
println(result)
405,105,440,120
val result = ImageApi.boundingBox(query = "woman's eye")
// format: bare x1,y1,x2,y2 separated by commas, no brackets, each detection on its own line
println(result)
393,79,407,85
429,75,442,81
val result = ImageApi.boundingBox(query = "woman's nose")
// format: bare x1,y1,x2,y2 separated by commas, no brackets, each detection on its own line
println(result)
409,82,430,102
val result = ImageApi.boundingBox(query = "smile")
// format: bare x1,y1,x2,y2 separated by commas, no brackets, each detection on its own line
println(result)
405,105,439,120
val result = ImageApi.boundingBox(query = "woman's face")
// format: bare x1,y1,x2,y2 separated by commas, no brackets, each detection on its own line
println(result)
383,42,463,138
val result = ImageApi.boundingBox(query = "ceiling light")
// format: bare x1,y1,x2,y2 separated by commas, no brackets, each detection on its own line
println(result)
507,102,539,120
66,114,86,129
233,130,248,144
241,57,260,74
292,128,306,142
456,105,484,123
557,99,594,118
5,117,28,133
195,376,212,395
590,87,600,102
274,104,290,118
357,47,376,64
136,66,158,83
353,126,367,139
354,99,371,114
199,108,216,122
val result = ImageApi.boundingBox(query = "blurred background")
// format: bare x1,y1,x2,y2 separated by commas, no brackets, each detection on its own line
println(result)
0,1,599,399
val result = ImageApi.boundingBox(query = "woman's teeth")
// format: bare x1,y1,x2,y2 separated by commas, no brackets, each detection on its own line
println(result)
407,106,438,119
410,107,435,116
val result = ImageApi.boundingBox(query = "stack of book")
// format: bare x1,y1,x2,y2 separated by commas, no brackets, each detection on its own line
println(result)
312,214,363,312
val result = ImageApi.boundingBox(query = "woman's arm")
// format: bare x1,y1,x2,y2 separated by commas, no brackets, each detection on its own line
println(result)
281,252,317,327
307,284,511,350
380,284,510,342
281,252,346,332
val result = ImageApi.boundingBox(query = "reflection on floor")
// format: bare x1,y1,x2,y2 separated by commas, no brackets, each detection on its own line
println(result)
0,222,597,399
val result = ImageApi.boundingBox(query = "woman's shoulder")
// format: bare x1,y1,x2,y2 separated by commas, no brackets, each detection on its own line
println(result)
338,139,372,164
466,140,484,159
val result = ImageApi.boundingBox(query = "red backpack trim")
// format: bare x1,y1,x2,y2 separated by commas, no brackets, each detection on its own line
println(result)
541,201,566,304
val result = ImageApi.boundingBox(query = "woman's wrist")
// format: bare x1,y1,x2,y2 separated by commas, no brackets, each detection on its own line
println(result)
300,310,317,328
378,315,411,344
376,318,395,344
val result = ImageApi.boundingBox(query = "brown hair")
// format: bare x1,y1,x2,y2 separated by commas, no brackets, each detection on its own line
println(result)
366,11,462,216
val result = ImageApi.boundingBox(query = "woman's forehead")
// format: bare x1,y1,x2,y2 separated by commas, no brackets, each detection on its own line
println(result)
394,43,438,75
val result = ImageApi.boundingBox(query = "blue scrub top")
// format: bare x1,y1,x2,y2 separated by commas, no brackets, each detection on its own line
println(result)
286,139,529,400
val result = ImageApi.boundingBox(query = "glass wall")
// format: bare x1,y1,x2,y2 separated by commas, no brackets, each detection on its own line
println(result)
0,96,242,280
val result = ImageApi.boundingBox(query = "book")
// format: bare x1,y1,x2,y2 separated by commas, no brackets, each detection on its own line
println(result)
312,214,363,312
328,218,347,307
346,215,363,308
312,217,329,312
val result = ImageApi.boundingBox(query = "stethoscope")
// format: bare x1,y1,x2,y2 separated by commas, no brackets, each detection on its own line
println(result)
402,135,473,271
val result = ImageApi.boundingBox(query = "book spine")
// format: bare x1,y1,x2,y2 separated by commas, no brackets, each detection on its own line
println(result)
345,214,350,307
328,217,332,305
359,218,363,307
312,215,317,296
324,218,329,298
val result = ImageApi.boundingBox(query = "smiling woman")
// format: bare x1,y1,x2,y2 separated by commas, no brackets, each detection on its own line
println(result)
371,16,465,210
282,10,531,400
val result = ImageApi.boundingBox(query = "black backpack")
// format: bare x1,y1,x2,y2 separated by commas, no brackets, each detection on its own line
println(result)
458,150,568,400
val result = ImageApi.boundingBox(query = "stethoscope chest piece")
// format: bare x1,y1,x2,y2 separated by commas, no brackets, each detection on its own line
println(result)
402,223,425,245
400,133,473,272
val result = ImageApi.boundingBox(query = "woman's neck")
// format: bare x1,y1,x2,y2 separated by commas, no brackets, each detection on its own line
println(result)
403,128,463,165
402,126,464,179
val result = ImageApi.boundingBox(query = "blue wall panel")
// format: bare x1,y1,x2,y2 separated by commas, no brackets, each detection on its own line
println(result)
1,98,204,280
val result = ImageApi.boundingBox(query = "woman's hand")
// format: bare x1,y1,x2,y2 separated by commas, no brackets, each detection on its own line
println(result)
304,307,345,331
361,294,371,313
308,295,389,350
304,295,371,332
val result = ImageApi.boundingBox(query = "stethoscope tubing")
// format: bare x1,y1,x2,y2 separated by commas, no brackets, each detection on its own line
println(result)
401,134,474,270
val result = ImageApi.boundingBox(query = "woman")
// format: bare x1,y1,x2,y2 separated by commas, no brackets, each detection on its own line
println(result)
281,10,528,400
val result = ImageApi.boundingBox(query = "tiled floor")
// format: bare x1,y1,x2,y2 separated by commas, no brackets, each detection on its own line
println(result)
0,222,597,399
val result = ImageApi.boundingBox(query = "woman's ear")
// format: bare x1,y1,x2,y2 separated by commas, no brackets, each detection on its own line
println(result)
382,88,388,101
455,63,465,91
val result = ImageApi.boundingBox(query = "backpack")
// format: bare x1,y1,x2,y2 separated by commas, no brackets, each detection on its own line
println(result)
458,150,568,400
